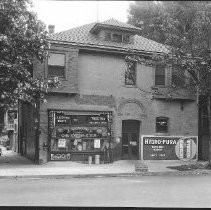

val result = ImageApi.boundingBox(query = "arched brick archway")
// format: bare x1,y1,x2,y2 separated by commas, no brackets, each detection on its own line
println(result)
117,98,147,119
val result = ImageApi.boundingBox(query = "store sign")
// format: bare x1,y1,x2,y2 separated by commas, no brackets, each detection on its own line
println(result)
88,115,107,125
55,113,71,125
51,153,71,160
142,136,197,160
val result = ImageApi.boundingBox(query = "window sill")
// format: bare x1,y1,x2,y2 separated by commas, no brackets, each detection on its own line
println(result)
155,132,169,136
123,85,137,88
48,76,67,81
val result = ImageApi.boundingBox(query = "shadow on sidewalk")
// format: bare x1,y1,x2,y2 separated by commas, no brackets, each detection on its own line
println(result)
0,147,34,168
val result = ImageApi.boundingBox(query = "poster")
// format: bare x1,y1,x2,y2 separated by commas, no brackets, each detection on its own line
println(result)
58,139,66,148
142,136,197,160
94,139,101,149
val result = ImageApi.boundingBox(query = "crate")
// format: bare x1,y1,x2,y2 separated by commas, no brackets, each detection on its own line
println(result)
135,162,148,172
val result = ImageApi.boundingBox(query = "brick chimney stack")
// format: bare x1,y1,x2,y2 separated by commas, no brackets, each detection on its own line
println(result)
48,25,55,34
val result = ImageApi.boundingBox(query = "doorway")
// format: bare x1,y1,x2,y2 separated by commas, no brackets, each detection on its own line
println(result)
122,120,140,160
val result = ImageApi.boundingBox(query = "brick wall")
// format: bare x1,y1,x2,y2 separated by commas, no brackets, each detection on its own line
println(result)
33,44,79,93
31,45,198,163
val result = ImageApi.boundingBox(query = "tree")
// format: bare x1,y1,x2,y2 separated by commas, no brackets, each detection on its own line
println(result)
127,1,211,162
0,0,59,109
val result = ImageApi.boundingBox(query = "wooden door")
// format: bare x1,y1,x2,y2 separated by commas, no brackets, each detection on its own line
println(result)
122,120,140,160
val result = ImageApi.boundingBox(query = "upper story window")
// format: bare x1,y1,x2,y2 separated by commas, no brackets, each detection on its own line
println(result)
113,34,122,42
172,65,185,87
155,64,166,86
125,61,136,86
156,117,168,133
48,53,65,77
104,32,130,43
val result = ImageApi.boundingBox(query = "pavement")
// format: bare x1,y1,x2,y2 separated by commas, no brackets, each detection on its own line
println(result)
0,147,210,179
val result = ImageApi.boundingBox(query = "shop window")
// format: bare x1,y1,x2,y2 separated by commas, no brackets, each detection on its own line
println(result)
48,111,112,161
155,64,166,86
125,61,136,86
48,53,65,77
156,117,168,133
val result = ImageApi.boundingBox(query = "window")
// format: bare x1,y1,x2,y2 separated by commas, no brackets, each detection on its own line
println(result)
172,65,185,87
156,117,168,133
48,53,65,77
105,33,112,41
123,35,130,43
113,34,123,42
155,64,165,86
125,61,136,86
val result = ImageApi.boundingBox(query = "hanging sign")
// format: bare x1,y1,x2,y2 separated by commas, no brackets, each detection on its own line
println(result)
142,136,197,160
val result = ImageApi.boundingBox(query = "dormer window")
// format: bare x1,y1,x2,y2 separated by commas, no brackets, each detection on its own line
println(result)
105,33,112,41
123,35,130,43
104,32,130,43
113,34,122,42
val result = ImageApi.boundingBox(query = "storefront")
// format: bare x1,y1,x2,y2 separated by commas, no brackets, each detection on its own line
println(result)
48,110,113,162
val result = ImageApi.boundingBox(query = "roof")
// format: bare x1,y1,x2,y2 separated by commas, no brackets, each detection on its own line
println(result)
49,18,169,54
90,18,141,34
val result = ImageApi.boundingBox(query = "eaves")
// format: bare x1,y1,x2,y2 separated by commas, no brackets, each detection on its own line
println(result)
49,39,168,58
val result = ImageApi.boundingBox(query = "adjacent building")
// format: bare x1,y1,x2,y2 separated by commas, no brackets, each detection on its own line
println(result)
18,19,198,164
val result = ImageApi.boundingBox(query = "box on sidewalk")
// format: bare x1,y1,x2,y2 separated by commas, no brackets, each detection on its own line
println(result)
135,161,148,172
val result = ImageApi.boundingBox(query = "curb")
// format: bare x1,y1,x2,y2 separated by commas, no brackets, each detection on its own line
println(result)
0,169,210,180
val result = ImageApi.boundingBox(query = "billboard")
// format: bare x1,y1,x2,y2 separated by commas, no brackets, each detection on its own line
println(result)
141,136,198,160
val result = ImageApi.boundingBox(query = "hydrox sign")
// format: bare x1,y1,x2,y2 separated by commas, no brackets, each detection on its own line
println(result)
142,136,197,160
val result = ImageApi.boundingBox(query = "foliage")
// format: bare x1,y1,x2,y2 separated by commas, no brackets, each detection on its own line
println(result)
127,1,211,98
0,0,59,109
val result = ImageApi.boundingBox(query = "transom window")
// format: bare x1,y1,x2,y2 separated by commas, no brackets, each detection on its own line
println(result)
156,117,168,133
48,53,65,77
155,64,165,86
125,61,136,86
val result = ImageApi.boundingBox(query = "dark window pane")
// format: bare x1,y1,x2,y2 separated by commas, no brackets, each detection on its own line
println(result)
155,65,165,86
123,35,130,43
125,62,136,86
105,33,111,41
48,65,65,77
172,65,185,87
156,117,168,133
113,34,122,42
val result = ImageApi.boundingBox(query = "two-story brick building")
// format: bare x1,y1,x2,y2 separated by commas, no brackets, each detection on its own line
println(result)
18,19,198,164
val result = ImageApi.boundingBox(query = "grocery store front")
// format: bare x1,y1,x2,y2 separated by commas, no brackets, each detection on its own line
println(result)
48,110,113,163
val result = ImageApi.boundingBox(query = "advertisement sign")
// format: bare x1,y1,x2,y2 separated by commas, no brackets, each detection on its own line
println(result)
94,139,101,148
58,139,66,148
142,136,197,160
55,113,71,125
51,153,71,160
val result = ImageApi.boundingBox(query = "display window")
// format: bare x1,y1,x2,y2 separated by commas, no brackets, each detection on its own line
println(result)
48,110,112,160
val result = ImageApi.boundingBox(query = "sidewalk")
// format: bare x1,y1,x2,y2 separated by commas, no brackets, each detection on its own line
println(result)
0,148,210,179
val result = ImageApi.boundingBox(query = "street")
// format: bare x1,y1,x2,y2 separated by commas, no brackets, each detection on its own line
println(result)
0,175,211,207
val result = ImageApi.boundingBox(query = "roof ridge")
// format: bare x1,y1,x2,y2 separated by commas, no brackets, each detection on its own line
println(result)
53,22,97,35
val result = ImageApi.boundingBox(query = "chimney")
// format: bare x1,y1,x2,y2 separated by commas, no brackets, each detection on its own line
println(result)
48,25,55,34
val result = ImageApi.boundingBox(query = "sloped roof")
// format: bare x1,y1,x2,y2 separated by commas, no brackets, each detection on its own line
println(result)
90,18,141,33
49,19,169,54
